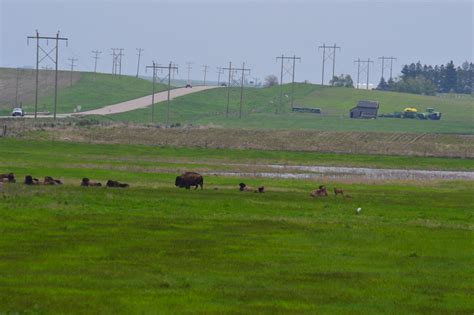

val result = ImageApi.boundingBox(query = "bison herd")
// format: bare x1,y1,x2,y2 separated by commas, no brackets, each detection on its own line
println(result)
1,172,350,197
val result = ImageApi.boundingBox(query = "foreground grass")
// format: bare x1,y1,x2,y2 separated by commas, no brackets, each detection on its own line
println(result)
106,84,474,134
0,139,473,313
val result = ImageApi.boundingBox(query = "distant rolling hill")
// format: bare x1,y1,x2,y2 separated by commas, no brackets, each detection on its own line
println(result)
0,68,167,115
103,83,474,134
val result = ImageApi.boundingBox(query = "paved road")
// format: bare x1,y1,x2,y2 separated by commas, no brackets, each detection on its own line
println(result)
0,86,217,118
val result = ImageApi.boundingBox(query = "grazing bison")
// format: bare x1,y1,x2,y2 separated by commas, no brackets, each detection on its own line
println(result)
106,180,129,188
257,186,265,193
81,178,102,187
43,176,63,185
175,172,203,190
0,173,16,183
334,187,344,197
310,185,328,197
24,175,40,185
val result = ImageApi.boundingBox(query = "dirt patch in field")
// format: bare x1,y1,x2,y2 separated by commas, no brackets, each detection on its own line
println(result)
1,120,473,158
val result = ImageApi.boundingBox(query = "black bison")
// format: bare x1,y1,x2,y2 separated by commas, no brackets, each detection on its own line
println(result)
106,180,129,188
239,183,265,193
175,172,203,190
24,175,40,185
81,178,102,187
0,173,16,183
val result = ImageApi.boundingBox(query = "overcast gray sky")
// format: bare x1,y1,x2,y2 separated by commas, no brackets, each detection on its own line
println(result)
1,0,472,86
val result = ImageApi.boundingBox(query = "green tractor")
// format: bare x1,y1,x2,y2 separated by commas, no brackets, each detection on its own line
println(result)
379,107,442,120
418,108,442,120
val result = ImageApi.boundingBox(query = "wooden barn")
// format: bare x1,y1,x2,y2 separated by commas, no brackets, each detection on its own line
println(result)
350,100,379,119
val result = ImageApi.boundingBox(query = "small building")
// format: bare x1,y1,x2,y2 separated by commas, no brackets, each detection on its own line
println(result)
350,100,379,119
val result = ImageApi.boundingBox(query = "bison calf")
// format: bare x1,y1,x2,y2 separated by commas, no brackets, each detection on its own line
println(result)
175,172,203,190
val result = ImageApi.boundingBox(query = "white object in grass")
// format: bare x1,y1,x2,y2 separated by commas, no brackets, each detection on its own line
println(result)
356,207,362,214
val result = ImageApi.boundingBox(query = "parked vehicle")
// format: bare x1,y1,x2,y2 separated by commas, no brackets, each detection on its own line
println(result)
11,108,25,117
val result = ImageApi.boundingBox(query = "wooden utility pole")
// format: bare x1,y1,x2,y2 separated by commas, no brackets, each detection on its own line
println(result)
146,61,178,125
222,62,251,119
27,30,68,119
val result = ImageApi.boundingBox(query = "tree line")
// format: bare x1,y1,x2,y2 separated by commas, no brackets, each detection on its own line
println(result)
378,60,473,95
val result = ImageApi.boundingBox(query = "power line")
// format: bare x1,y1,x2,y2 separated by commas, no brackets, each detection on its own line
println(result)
318,43,341,86
378,56,397,80
202,64,210,86
27,30,68,120
354,58,374,90
136,48,144,78
68,57,78,87
222,62,251,119
276,54,301,112
146,61,178,125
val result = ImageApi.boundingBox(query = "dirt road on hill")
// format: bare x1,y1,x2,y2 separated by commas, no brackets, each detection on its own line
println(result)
73,86,217,116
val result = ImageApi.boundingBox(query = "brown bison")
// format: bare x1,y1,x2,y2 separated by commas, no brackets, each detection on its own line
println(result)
81,178,102,187
310,185,328,197
0,173,16,183
175,172,203,190
43,176,63,185
334,187,344,196
106,180,129,188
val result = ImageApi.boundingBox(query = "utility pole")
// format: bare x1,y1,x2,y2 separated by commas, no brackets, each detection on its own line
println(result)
202,64,210,86
136,48,144,78
216,67,224,86
378,56,397,80
15,68,21,107
111,48,124,77
223,62,250,119
117,49,124,77
92,50,101,81
354,58,361,89
68,57,78,87
27,30,68,120
185,62,193,85
276,54,301,112
318,43,341,85
146,61,178,125
354,58,374,90
225,62,231,117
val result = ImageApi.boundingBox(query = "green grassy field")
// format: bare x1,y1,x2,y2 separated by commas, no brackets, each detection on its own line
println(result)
104,84,474,134
0,139,473,313
0,71,168,115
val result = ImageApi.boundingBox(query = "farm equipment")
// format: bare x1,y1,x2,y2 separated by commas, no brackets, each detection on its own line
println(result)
379,107,442,120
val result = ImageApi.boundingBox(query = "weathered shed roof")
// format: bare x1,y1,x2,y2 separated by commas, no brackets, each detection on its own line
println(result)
356,100,379,109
